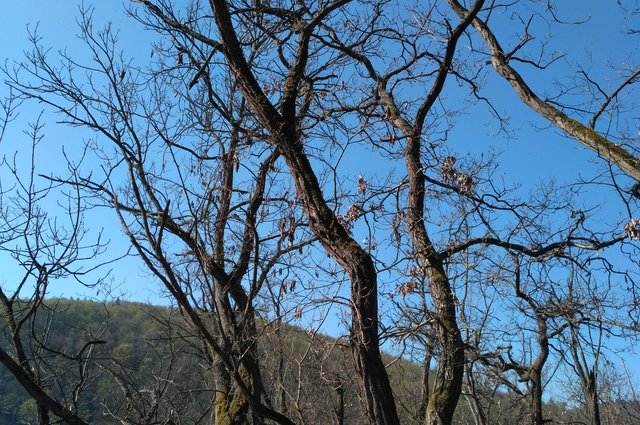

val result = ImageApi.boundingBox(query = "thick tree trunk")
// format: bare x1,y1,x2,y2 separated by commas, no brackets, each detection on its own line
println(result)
213,363,246,425
210,316,250,425
210,282,264,425
210,324,265,425
404,133,464,425
348,263,400,425
530,371,544,425
282,140,400,425
206,1,401,422
422,271,465,425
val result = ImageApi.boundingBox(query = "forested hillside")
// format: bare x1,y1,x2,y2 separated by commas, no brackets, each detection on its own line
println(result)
2,299,639,425
0,299,420,424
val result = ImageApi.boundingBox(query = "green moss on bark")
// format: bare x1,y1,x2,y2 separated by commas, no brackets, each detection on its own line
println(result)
213,364,251,425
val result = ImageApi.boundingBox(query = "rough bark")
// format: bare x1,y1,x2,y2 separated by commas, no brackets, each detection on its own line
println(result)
213,361,253,425
279,136,400,425
529,360,546,425
209,134,255,425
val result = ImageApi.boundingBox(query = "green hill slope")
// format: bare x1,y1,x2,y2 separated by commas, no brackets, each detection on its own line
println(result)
0,299,424,424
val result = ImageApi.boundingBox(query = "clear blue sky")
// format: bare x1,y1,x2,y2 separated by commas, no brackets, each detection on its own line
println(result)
1,3,162,301
1,2,637,305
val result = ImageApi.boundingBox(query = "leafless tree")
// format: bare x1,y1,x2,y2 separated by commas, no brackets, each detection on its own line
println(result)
2,1,639,425
0,99,109,424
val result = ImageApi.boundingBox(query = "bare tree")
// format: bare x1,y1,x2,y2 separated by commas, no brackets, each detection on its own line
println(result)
2,1,639,425
5,6,320,424
0,101,108,424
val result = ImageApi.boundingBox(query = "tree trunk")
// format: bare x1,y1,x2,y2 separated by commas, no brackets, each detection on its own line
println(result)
585,369,602,425
212,364,248,425
404,132,464,425
207,1,401,422
422,271,464,425
211,325,264,425
530,371,544,425
283,144,400,425
210,287,264,425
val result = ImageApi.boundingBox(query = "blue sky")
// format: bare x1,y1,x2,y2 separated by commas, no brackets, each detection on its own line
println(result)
0,1,637,304
1,0,636,203
1,3,158,301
